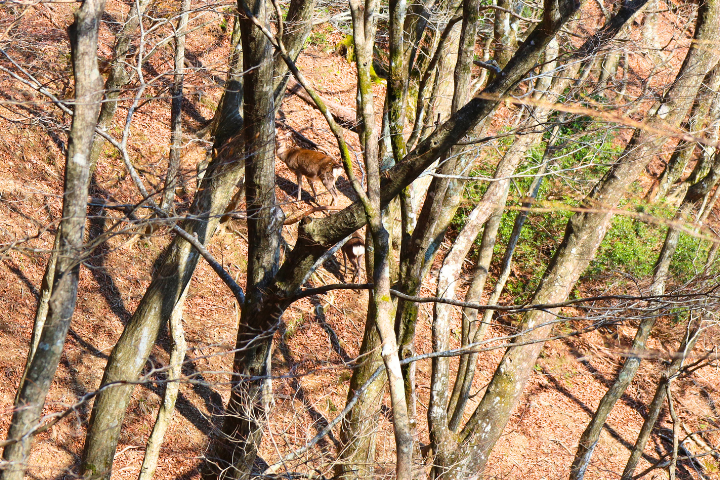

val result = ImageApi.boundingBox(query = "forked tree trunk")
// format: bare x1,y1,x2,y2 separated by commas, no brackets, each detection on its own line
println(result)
79,0,318,474
1,0,106,477
430,57,577,476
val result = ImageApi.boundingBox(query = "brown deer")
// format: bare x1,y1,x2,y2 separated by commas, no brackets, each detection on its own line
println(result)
341,232,365,283
275,129,343,205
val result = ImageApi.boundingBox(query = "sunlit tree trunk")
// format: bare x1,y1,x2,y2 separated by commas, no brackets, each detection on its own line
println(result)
567,2,720,476
1,0,106,476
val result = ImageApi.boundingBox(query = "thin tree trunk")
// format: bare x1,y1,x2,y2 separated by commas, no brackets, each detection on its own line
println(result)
88,0,149,168
620,315,702,480
347,0,415,475
566,5,720,478
138,285,189,480
161,0,192,211
1,0,106,477
493,0,518,68
461,1,720,475
15,0,148,405
667,384,680,480
80,0,317,472
571,153,720,480
387,0,408,161
431,62,574,474
447,119,560,431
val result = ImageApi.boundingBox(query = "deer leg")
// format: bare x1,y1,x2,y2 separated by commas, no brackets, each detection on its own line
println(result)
351,258,360,283
342,251,348,281
327,184,339,206
308,180,319,203
295,172,303,202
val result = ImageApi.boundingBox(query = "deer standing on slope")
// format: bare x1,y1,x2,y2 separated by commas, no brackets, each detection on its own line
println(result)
342,232,365,283
275,129,344,206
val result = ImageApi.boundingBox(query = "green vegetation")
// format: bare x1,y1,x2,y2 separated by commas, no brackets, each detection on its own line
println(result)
450,117,711,300
307,24,334,49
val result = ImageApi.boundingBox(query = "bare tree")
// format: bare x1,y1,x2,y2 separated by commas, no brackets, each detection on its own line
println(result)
1,0,107,477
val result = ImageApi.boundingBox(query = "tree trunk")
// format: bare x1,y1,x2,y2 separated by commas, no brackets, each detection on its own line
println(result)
79,0,317,473
1,0,106,477
566,3,720,477
493,0,518,68
161,0,192,211
138,285,189,480
459,0,720,475
573,118,720,480
395,0,484,418
620,315,702,480
652,63,720,202
15,0,149,404
200,0,283,476
81,135,249,478
430,60,576,477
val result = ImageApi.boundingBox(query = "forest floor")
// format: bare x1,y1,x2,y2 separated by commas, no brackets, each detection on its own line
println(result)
1,1,719,479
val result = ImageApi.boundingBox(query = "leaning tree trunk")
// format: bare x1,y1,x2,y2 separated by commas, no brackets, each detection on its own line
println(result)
438,0,720,476
430,52,576,476
652,63,720,202
137,285,189,480
620,314,703,480
79,0,317,474
571,75,720,480
1,0,106,478
566,2,720,478
81,136,249,479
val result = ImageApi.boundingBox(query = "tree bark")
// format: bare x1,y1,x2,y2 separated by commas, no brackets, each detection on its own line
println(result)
1,0,106,477
620,315,702,480
138,285,189,480
430,59,575,476
81,135,249,478
200,0,283,476
14,0,149,405
566,2,720,476
79,0,316,473
161,0,192,211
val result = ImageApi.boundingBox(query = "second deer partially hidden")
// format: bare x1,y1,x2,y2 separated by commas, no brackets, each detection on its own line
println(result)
276,129,344,206
342,232,365,283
